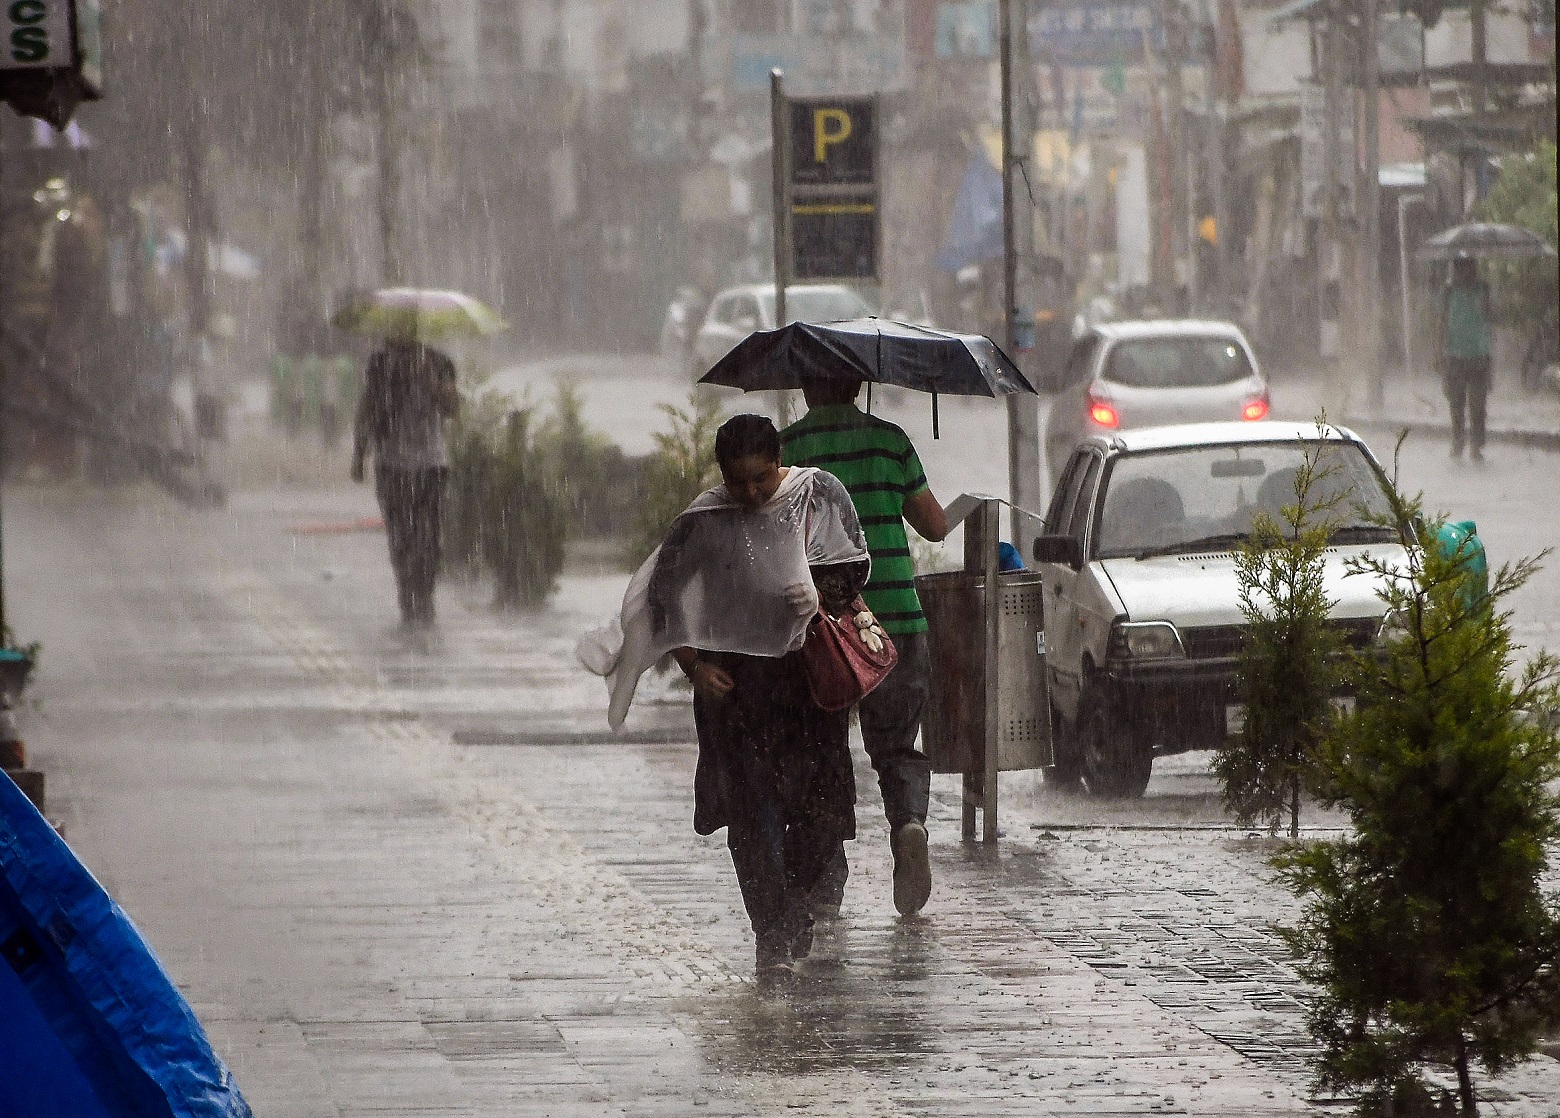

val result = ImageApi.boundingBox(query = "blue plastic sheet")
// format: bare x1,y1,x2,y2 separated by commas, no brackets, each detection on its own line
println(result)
0,773,252,1117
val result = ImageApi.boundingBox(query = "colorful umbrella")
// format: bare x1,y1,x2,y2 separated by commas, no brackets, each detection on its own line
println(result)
331,288,508,340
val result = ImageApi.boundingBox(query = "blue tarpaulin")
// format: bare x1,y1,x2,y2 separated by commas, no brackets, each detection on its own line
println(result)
0,773,252,1117
935,150,1004,274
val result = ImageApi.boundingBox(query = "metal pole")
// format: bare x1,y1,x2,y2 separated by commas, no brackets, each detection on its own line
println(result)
981,500,1001,844
1000,0,1017,363
1362,0,1383,407
1001,0,1042,541
1320,2,1343,382
1398,193,1419,378
770,69,788,330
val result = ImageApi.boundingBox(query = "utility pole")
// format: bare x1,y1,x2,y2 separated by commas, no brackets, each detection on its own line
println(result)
770,69,788,331
1319,0,1345,379
1000,0,1042,532
1362,0,1383,405
1164,3,1189,312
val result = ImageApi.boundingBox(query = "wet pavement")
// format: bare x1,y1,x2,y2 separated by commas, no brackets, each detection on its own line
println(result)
7,395,1560,1116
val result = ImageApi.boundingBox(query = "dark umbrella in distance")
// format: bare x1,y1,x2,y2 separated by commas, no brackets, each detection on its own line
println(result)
698,318,1035,437
1416,223,1557,263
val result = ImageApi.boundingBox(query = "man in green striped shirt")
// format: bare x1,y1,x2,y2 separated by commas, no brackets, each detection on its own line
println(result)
783,377,949,916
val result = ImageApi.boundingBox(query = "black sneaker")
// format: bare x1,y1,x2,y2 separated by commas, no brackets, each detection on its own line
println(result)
891,822,932,916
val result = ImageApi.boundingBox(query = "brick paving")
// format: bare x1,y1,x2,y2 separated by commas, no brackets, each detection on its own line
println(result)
7,474,1560,1116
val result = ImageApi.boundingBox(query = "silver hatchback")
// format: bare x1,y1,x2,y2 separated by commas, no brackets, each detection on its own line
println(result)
1043,320,1269,488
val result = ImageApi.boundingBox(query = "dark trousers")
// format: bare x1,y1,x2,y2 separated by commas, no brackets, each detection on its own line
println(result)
375,465,448,624
1443,356,1490,454
815,631,933,906
694,652,854,952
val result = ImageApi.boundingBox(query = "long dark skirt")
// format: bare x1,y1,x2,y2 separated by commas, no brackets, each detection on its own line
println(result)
692,650,855,951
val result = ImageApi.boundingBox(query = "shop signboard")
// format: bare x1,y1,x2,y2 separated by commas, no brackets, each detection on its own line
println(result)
0,0,101,126
1028,1,1165,64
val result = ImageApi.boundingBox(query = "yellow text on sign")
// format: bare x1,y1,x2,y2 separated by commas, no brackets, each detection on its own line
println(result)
813,108,852,163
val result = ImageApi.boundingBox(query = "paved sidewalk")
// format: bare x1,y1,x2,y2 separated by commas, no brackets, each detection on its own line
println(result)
8,483,1560,1116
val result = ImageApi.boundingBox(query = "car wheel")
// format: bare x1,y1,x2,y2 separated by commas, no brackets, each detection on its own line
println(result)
1078,684,1153,799
1043,695,1082,789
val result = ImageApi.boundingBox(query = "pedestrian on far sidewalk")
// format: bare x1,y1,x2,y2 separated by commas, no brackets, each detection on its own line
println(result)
783,377,949,918
1435,255,1493,461
350,335,459,631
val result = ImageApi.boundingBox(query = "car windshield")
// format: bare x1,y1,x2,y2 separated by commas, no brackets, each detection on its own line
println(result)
760,287,872,324
1093,440,1398,560
1103,337,1253,388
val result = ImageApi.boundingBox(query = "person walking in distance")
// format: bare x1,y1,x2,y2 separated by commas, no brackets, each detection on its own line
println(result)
351,335,460,630
1436,255,1493,461
783,377,949,916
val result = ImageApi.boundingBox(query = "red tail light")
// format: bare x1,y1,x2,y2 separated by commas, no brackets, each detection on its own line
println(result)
1242,393,1270,421
1087,393,1120,429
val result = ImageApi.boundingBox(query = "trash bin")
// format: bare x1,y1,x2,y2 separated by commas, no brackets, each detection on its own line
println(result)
916,569,1051,774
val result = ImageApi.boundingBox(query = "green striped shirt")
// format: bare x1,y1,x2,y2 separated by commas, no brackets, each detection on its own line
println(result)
782,404,930,635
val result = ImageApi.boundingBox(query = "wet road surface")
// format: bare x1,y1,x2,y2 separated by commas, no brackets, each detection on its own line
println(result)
7,417,1560,1116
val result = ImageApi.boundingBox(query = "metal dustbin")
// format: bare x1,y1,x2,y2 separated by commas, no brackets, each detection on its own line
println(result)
916,569,1051,774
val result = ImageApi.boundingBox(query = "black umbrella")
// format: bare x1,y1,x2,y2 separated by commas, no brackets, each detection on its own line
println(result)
1416,222,1557,263
698,318,1035,437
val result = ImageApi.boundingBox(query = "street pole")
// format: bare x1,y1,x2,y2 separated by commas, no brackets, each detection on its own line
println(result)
1320,1,1343,385
1362,0,1383,406
1000,0,1042,536
1165,3,1189,311
769,69,790,422
770,69,788,330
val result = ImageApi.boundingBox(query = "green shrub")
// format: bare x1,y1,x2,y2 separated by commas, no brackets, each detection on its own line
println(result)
1476,139,1558,329
624,392,723,570
1274,487,1560,1115
532,381,633,538
484,410,568,610
1219,433,1346,837
443,390,569,609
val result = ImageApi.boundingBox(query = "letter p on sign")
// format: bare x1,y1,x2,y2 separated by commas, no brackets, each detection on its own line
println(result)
813,108,852,163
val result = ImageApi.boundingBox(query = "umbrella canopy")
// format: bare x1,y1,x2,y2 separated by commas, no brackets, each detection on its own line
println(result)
699,318,1036,397
1416,223,1557,263
331,287,508,340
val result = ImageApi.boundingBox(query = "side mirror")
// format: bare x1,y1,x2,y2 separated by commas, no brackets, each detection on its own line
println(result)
1033,534,1083,568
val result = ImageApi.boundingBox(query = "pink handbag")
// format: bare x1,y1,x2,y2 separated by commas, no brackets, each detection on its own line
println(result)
801,597,898,712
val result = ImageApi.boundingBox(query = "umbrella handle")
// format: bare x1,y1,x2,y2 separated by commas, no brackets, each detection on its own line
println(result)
932,391,939,440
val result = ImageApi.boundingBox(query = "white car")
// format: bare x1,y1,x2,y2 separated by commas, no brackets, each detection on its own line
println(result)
689,283,874,376
1043,320,1270,489
1032,421,1410,798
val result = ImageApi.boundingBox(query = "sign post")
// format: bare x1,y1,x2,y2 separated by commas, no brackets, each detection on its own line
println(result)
769,70,790,331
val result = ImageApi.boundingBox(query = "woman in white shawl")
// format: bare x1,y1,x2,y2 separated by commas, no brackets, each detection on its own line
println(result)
587,414,871,975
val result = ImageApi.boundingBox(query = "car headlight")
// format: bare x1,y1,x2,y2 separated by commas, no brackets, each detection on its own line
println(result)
1110,621,1186,660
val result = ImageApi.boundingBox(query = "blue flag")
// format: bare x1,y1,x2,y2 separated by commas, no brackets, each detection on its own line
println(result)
936,150,1004,273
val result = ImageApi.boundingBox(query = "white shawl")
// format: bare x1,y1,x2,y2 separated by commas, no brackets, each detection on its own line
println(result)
577,466,868,729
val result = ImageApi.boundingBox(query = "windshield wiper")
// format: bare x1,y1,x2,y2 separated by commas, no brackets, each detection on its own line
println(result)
1131,533,1252,560
1328,524,1401,545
